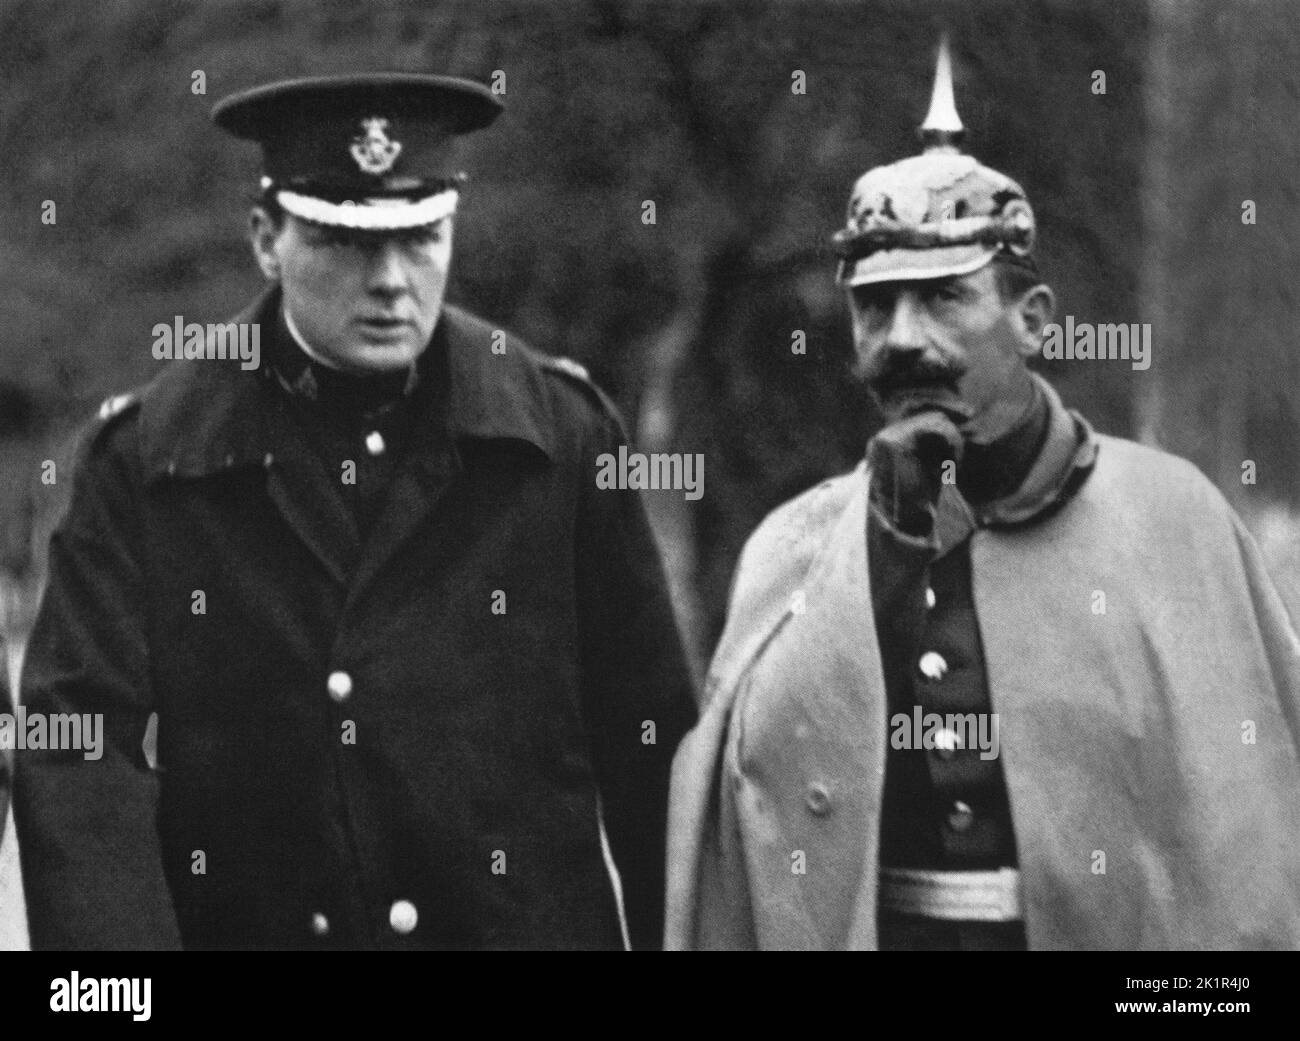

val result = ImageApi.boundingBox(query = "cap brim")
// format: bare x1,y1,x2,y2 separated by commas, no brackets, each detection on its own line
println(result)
213,73,503,138
839,244,996,286
277,187,458,230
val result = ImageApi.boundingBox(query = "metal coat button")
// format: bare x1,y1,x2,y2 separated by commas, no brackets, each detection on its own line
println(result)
805,783,832,817
311,912,330,937
947,800,975,833
925,586,937,610
919,651,948,681
365,430,385,456
933,727,962,759
389,899,418,935
327,671,353,703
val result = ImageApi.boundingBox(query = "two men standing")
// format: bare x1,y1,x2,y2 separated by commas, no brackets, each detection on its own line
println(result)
10,51,1300,952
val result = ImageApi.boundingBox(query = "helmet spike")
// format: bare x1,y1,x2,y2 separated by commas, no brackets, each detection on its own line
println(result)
918,34,965,153
834,36,1036,286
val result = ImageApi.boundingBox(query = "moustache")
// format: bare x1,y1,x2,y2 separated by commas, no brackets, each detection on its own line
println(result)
864,360,966,397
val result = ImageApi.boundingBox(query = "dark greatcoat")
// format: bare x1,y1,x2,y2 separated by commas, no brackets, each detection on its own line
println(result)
13,289,697,950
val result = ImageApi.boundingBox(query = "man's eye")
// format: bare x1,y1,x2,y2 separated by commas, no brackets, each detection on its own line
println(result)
854,292,892,316
399,226,441,246
932,282,964,303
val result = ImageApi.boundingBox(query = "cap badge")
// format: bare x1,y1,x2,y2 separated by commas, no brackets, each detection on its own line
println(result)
350,117,402,175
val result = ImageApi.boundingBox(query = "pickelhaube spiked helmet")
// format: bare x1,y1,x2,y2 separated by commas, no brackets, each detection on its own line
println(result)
833,38,1036,286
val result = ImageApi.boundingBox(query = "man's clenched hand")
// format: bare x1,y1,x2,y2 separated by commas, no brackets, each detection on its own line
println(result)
867,405,967,537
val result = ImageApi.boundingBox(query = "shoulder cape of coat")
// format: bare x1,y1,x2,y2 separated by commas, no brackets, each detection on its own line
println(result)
666,426,1300,950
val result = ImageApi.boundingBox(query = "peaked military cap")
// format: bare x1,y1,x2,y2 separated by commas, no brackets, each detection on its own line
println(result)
833,38,1036,287
212,73,503,231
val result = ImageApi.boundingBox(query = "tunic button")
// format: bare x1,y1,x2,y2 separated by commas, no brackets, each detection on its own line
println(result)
389,899,418,935
947,800,975,833
311,912,330,937
327,671,353,702
925,586,937,610
919,651,948,681
365,430,386,456
933,727,962,758
805,783,832,817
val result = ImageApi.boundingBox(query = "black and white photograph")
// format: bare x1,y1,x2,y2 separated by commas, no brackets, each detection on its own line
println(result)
0,0,1295,1011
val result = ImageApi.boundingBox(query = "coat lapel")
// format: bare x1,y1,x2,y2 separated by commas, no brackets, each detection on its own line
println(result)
262,390,360,588
139,288,360,588
344,396,458,605
694,466,887,949
344,306,555,605
766,467,885,948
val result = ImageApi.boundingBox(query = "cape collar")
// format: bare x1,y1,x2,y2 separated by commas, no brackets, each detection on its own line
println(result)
138,286,556,482
932,373,1100,549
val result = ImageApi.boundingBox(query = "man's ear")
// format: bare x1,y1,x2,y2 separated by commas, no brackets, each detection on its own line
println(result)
1011,284,1055,358
249,207,283,281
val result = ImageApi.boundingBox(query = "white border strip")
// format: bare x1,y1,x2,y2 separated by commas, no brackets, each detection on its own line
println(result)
595,793,631,951
276,188,459,230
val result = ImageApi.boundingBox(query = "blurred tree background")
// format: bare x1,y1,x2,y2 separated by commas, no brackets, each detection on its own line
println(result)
1,0,1163,664
3,0,1299,948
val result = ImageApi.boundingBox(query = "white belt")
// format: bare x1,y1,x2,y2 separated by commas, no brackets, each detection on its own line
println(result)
879,867,1024,922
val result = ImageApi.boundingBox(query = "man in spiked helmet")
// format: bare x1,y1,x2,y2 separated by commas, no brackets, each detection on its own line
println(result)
12,74,696,950
665,42,1300,950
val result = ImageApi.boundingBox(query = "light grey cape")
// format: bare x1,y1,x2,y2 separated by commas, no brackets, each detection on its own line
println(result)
667,417,1300,949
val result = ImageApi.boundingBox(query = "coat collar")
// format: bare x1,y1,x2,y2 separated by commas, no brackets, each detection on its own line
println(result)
974,373,1099,527
138,286,556,483
931,373,1100,550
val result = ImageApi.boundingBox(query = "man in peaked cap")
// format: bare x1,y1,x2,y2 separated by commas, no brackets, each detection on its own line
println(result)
665,41,1300,950
14,73,696,950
